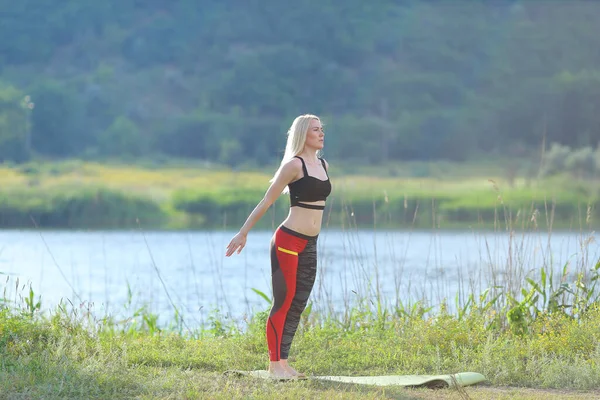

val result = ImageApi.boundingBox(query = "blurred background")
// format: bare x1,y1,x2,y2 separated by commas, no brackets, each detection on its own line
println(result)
1,1,599,165
2,0,600,231
2,0,600,328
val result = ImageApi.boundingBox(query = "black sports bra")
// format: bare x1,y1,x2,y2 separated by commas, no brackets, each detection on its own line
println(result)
288,156,332,210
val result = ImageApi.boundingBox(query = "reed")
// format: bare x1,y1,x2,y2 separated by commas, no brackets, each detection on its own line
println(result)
1,268,599,399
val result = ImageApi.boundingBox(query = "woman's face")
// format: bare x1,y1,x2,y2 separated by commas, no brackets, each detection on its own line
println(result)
304,119,324,151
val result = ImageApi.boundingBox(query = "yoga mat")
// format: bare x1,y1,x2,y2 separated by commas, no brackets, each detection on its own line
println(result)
224,370,486,388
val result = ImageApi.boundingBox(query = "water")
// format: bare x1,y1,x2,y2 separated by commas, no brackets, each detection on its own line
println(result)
1,228,598,330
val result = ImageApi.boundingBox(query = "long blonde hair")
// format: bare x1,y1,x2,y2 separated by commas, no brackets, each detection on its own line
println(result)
270,114,321,192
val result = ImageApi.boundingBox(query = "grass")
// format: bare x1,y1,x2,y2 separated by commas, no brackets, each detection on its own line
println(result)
2,225,600,399
1,291,600,399
0,159,599,230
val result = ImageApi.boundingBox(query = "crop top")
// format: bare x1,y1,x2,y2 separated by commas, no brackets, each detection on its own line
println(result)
288,156,332,210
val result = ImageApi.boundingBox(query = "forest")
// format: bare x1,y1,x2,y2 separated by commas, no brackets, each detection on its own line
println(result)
1,1,600,167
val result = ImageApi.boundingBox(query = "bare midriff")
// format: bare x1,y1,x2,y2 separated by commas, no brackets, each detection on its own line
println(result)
281,202,325,237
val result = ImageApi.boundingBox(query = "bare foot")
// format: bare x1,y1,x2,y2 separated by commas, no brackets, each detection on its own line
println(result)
280,359,307,379
268,361,296,379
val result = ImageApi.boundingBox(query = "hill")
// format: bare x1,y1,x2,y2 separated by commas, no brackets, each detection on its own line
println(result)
1,1,600,165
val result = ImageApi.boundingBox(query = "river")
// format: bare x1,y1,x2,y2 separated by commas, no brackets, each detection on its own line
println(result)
1,228,597,331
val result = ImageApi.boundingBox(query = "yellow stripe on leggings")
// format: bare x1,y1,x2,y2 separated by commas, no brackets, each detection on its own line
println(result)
277,247,298,256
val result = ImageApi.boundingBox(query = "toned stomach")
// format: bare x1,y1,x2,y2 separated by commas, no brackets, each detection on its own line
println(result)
281,203,325,236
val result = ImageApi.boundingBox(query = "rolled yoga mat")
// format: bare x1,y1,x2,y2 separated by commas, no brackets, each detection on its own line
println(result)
224,370,487,388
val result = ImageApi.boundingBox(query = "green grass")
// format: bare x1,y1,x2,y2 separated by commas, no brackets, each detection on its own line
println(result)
1,303,600,399
2,259,600,400
0,159,599,230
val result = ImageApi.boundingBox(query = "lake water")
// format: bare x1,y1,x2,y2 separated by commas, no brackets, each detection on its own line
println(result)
1,228,598,331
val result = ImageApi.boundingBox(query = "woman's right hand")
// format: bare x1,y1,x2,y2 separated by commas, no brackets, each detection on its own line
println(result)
225,231,247,257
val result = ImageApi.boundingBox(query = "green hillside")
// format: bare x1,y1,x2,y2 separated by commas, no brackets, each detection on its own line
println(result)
1,1,600,166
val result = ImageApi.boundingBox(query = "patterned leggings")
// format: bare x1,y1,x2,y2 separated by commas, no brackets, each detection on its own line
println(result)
266,225,318,361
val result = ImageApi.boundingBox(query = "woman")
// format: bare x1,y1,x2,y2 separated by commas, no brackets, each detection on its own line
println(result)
225,114,331,379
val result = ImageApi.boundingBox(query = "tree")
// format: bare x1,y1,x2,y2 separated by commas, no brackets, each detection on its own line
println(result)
97,116,146,157
29,81,86,156
0,83,32,162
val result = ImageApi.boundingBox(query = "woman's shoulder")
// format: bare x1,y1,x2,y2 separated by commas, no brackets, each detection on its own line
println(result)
279,157,304,175
319,157,329,169
283,156,303,168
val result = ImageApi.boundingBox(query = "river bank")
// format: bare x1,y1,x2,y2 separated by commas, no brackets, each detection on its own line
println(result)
1,295,599,399
1,160,598,231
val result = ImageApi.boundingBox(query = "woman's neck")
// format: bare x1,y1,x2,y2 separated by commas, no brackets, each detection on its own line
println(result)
299,150,319,164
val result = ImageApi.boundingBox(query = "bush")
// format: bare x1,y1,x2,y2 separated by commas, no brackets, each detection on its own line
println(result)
171,187,288,227
0,187,166,229
541,142,600,178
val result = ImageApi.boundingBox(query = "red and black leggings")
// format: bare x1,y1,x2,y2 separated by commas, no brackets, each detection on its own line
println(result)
266,225,318,361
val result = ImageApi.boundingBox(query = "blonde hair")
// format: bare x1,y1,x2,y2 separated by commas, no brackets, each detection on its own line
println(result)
270,114,321,192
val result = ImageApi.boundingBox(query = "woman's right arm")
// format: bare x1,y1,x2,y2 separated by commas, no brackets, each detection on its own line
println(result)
225,159,299,256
